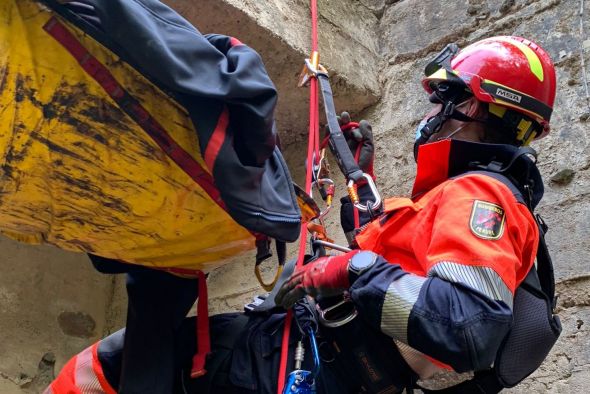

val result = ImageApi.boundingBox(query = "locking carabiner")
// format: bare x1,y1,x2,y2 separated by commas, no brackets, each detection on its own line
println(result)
347,173,382,213
282,327,320,394
315,292,358,328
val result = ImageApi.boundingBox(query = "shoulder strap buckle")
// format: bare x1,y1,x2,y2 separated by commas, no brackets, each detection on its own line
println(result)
535,213,549,234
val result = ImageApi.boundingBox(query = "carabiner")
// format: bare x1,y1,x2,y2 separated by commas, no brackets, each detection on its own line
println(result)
255,264,284,292
282,327,320,394
316,292,358,328
347,173,382,213
311,177,335,219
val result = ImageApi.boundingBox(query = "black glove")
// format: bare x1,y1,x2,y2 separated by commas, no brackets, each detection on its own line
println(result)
334,112,375,175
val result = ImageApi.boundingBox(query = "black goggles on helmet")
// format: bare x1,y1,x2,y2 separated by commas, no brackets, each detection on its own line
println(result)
424,43,473,105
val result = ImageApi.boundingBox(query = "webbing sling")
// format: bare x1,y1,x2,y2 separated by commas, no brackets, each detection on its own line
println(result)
317,75,364,183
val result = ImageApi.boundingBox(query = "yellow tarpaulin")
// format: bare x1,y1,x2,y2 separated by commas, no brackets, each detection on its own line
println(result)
0,0,254,271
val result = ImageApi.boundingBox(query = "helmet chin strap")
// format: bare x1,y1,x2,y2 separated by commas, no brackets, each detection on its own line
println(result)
413,98,483,159
437,122,470,141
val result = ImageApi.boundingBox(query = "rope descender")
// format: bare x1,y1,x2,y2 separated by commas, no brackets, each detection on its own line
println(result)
298,51,328,88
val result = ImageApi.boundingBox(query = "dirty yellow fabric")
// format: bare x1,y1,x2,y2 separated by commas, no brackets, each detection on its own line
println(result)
0,0,253,271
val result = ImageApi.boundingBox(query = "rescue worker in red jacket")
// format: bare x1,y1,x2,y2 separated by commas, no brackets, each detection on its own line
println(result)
276,35,557,392
45,36,557,394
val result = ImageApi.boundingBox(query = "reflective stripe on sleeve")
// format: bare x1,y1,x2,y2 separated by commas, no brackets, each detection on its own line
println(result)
380,274,427,343
74,344,107,393
428,261,513,309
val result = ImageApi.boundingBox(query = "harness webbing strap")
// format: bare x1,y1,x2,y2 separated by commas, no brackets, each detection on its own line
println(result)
276,1,320,392
43,17,226,210
317,75,364,182
191,270,211,378
154,267,212,378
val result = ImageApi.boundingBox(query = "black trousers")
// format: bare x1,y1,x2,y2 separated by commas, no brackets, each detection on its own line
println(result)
89,255,199,394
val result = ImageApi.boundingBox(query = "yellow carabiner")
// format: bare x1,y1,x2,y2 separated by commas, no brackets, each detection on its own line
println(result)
255,264,284,292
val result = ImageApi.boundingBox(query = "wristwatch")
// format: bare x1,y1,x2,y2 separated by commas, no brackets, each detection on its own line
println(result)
348,251,377,282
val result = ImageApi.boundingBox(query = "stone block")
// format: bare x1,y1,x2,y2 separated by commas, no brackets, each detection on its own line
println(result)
0,236,126,390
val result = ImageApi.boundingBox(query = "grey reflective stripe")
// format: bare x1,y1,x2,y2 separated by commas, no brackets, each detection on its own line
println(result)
429,261,513,309
381,274,426,343
75,345,106,393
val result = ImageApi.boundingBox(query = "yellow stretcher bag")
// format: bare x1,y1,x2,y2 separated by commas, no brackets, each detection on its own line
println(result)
0,0,300,271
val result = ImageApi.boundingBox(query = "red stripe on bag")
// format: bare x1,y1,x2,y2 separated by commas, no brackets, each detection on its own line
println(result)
204,107,229,171
43,17,225,209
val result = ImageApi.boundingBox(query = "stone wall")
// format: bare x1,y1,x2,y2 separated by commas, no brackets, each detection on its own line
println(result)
0,239,127,393
369,1,590,392
0,0,588,392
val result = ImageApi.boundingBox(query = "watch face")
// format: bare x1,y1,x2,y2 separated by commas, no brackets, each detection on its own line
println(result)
350,251,376,273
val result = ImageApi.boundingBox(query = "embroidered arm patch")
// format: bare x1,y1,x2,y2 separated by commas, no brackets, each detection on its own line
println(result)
469,200,506,240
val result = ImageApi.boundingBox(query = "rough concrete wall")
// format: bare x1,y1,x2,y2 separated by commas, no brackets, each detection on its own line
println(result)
0,236,127,394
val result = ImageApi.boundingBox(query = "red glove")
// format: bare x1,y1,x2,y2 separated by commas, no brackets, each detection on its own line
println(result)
275,250,359,309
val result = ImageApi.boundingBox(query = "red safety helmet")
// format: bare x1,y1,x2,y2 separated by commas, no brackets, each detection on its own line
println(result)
422,36,556,141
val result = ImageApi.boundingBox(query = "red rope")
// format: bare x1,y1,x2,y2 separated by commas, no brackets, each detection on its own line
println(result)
276,1,319,392
310,0,320,167
311,0,318,52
